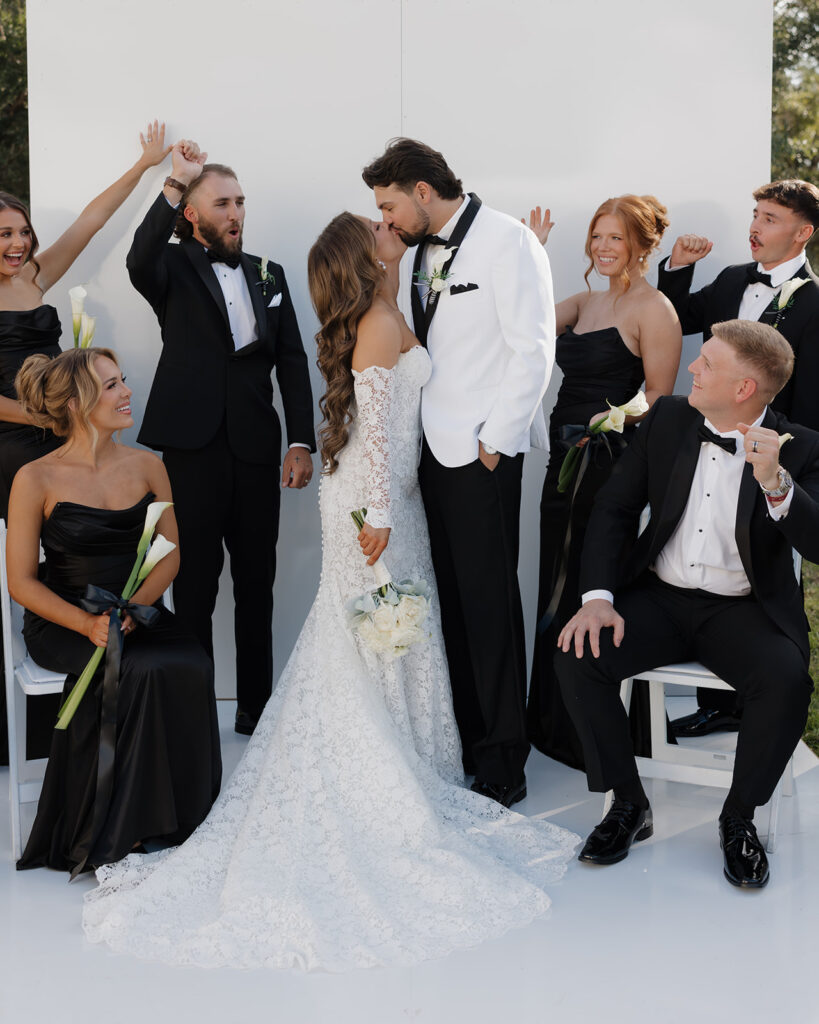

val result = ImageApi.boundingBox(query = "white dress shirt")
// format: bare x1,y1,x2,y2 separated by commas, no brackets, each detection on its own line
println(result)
583,410,793,604
418,196,469,305
737,252,807,322
209,261,258,351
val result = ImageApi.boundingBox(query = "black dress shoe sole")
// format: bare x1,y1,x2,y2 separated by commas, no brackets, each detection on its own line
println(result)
723,867,769,889
234,721,256,736
672,715,741,737
470,782,527,808
578,820,654,865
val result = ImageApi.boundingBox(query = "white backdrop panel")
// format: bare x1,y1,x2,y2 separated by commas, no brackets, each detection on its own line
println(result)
26,0,772,696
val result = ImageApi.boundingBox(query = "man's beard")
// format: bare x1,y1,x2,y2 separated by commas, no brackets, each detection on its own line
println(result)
393,205,430,247
198,217,243,261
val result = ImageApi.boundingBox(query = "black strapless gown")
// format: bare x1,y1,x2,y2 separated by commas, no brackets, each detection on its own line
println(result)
0,306,63,765
17,494,222,874
527,326,647,769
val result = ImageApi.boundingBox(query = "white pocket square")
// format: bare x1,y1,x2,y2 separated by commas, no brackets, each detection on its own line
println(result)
268,292,282,307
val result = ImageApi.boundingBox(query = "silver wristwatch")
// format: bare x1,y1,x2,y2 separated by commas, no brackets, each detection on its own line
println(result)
482,443,498,456
760,466,793,498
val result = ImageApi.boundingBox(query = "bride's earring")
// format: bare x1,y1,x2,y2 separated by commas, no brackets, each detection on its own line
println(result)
377,259,387,270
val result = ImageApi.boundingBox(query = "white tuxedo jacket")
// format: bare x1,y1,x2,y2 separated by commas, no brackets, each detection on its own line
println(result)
399,202,555,468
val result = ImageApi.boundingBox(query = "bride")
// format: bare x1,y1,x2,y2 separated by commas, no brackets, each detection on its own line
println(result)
83,212,578,971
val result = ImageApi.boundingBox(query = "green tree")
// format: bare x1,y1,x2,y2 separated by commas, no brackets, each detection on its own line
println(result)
0,0,29,204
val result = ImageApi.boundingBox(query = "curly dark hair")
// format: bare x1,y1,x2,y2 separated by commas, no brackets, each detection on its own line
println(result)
362,138,463,200
308,213,384,473
753,180,819,231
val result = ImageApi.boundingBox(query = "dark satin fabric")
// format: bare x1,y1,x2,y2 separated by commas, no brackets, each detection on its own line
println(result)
17,494,221,873
527,326,648,769
0,306,63,766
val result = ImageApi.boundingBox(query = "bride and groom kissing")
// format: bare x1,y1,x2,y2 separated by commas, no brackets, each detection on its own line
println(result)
79,137,575,968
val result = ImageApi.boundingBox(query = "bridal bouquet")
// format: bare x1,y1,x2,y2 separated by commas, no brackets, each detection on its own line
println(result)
557,390,649,493
346,508,432,659
55,501,176,730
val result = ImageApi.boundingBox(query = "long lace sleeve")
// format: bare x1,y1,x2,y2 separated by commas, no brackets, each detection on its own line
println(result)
352,366,394,529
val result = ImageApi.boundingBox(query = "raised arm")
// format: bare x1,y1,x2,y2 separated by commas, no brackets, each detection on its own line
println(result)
33,122,173,294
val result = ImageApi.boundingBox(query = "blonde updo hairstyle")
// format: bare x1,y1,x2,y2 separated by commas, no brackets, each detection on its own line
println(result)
584,194,670,294
15,346,120,442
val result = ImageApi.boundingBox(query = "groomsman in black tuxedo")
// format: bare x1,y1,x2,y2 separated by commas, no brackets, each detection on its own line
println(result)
657,179,819,736
128,140,315,736
363,139,555,806
555,319,817,888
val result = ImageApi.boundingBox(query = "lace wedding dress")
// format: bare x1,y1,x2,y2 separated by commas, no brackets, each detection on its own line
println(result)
83,346,578,971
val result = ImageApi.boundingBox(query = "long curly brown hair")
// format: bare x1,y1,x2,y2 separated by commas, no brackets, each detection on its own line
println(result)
308,213,383,473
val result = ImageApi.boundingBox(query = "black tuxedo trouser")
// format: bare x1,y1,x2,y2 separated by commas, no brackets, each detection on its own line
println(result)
419,440,528,785
163,422,281,721
555,574,812,811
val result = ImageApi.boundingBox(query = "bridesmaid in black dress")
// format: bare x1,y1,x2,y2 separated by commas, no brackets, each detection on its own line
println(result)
9,348,220,875
0,122,172,762
525,196,682,768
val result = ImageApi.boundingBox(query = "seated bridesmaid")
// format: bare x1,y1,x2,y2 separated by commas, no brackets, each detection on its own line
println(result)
525,196,682,769
9,347,221,876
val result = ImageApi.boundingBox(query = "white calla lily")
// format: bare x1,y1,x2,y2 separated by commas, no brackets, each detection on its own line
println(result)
78,313,96,348
431,247,456,273
137,534,177,583
69,285,86,346
602,406,626,433
138,501,173,554
777,277,808,309
618,390,650,417
778,432,794,449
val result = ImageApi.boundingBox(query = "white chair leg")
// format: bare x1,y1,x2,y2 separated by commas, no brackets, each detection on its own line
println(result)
10,679,26,861
783,755,794,798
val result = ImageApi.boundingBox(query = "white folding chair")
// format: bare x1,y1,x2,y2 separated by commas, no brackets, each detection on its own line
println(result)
604,552,802,854
2,521,66,860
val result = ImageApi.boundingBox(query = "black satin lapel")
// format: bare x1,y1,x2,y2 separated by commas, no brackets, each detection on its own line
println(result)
735,461,759,591
410,244,426,344
423,193,482,333
183,242,230,327
651,417,702,555
243,255,269,344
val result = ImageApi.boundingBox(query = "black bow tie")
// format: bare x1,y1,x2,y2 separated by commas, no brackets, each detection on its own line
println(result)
206,249,241,270
697,423,737,454
423,234,450,247
746,265,773,287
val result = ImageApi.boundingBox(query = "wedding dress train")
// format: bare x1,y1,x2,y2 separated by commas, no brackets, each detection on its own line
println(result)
83,346,578,970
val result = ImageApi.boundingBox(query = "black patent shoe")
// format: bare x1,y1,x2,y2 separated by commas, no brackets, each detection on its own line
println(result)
470,778,527,807
234,709,259,736
719,814,769,888
578,799,653,865
672,707,741,737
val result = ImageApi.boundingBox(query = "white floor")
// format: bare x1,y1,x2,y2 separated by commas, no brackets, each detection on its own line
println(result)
2,698,818,1024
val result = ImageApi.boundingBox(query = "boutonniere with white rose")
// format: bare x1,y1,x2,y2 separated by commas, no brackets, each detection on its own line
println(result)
771,277,809,328
68,285,96,348
254,257,276,297
414,247,457,298
557,391,649,493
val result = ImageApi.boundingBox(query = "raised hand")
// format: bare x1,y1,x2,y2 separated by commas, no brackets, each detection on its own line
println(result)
138,120,172,168
738,422,784,490
522,205,554,246
669,234,713,268
170,139,208,187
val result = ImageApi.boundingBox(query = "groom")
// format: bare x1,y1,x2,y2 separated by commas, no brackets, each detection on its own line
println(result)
128,140,316,736
363,139,555,806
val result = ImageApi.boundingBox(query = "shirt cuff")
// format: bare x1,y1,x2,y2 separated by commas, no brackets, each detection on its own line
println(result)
582,589,614,605
164,195,180,210
288,442,311,450
766,487,794,519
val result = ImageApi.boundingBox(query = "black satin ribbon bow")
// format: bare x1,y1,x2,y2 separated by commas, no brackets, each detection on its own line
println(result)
536,426,616,636
205,248,241,270
69,585,159,879
423,234,450,246
697,423,736,454
746,266,773,287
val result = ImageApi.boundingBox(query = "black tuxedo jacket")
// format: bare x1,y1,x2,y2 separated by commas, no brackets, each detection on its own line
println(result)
128,194,315,465
580,396,819,660
657,257,819,431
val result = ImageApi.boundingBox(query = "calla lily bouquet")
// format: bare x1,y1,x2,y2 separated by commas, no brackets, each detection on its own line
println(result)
68,285,96,348
346,508,432,660
55,501,176,730
557,390,649,493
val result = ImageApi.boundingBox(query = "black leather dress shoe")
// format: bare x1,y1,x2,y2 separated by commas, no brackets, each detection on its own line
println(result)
470,778,527,807
719,814,769,888
578,800,653,865
671,707,741,737
234,709,259,736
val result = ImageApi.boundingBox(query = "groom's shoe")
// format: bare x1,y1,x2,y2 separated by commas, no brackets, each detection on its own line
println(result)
234,709,259,736
672,706,741,737
578,800,653,865
470,778,527,808
719,813,769,888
